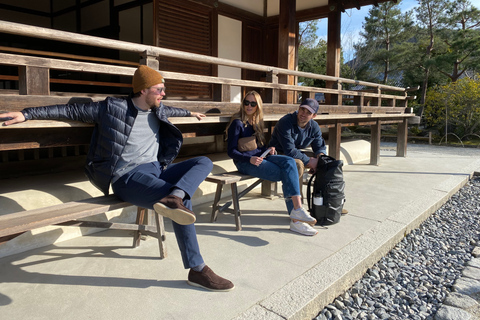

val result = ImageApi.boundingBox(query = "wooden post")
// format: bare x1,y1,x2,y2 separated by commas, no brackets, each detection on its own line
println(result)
370,120,381,165
214,84,231,102
337,82,343,106
140,50,159,70
354,93,365,113
328,122,341,160
18,66,49,95
397,118,408,157
215,134,225,153
267,71,279,104
376,87,382,107
325,0,341,105
278,0,296,104
301,91,315,101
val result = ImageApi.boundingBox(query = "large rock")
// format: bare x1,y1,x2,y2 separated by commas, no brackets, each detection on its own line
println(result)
443,292,478,310
434,305,472,320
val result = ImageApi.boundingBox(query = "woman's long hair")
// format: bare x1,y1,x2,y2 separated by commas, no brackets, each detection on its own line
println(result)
225,90,266,146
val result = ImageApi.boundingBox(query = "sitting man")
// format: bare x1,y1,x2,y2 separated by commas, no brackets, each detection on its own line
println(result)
0,65,234,292
268,98,348,214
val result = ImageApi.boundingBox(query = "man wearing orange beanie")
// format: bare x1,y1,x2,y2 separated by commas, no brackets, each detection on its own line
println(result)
0,65,234,292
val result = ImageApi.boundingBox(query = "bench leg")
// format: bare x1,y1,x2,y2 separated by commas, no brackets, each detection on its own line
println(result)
134,207,166,259
133,207,146,248
210,183,223,223
231,183,242,231
154,210,167,259
261,180,278,198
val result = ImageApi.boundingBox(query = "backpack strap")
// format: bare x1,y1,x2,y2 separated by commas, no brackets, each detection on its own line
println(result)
306,173,315,212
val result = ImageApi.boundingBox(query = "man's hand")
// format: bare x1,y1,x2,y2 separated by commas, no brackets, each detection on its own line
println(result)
307,153,325,174
0,112,25,126
307,157,318,174
250,156,263,167
191,112,206,120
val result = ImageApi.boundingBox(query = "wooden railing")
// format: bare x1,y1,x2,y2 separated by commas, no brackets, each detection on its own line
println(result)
0,20,416,115
0,20,417,178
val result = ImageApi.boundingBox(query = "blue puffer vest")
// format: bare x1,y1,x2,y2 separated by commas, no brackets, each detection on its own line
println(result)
23,97,189,195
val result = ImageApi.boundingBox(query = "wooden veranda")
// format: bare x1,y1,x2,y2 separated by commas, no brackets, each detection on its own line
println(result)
0,19,416,179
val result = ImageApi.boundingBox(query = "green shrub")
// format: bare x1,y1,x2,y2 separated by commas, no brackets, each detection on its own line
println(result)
409,126,422,136
424,77,480,139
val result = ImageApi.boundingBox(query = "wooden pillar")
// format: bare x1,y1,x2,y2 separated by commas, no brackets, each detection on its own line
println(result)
302,91,315,101
325,0,341,105
214,84,231,102
328,122,341,160
18,66,50,95
140,50,159,70
267,71,279,104
353,93,365,113
370,120,381,165
397,119,408,157
278,0,296,104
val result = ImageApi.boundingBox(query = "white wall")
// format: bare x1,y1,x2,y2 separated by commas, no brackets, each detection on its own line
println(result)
218,15,242,103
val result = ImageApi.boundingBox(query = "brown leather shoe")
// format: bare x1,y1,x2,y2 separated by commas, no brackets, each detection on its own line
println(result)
153,195,196,225
187,266,235,292
342,208,349,214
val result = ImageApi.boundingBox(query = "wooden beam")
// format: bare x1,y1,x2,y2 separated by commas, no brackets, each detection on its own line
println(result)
370,119,381,165
328,121,342,160
18,66,50,96
278,0,296,104
325,0,341,105
396,118,408,157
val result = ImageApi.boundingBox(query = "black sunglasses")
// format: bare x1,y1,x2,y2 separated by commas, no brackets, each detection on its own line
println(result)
243,100,258,107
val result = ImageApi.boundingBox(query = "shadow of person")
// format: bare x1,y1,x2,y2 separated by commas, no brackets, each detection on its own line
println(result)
0,291,12,306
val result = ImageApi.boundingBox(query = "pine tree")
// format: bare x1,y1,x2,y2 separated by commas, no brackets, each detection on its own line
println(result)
354,1,413,85
434,0,480,82
415,0,450,105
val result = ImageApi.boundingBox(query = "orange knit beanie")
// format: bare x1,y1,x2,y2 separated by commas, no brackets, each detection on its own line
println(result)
132,65,164,93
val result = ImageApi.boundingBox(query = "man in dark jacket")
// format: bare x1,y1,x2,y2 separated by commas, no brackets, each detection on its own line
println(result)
269,98,348,214
269,99,326,193
0,65,234,292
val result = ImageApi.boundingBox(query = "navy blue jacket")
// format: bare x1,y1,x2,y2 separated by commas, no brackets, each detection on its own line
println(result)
22,97,189,195
227,119,267,163
268,111,326,165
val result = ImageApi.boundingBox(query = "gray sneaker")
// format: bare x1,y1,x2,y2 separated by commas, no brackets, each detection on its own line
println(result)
290,207,317,225
290,221,318,236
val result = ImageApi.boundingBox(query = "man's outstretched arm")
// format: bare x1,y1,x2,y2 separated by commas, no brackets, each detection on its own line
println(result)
0,111,25,126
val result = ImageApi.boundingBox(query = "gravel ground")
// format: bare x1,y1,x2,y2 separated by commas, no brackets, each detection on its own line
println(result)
314,145,480,320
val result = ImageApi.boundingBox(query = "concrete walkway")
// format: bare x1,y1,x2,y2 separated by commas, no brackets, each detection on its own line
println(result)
1,143,480,320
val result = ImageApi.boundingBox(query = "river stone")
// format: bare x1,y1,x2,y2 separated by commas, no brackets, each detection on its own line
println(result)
434,305,472,320
452,278,480,296
462,266,480,280
443,292,478,309
471,247,480,258
466,258,480,269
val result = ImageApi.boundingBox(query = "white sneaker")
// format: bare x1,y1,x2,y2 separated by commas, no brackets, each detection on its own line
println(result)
290,221,318,236
290,207,317,225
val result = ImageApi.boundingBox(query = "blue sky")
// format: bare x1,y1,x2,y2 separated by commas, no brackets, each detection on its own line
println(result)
315,0,422,59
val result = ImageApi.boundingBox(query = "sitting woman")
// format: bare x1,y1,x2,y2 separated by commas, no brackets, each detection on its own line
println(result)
225,90,317,236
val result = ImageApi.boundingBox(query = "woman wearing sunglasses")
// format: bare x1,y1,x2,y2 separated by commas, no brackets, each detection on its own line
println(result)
225,91,318,236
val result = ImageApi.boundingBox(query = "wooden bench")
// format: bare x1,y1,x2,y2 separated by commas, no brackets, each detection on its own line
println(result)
205,171,277,231
0,195,167,259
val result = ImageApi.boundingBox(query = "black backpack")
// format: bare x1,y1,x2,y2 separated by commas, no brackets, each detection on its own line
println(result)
307,154,346,226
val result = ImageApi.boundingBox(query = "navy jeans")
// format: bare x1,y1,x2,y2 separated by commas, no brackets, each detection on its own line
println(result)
234,155,300,214
112,156,213,269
